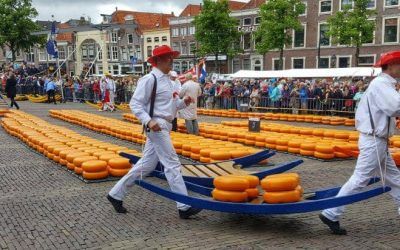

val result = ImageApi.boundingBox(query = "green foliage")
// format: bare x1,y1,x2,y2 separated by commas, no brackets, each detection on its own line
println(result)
327,0,376,65
255,0,305,69
0,0,45,62
193,0,241,71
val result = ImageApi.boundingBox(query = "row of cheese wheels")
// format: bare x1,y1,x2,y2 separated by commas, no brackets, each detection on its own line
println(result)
122,113,354,160
212,173,302,204
197,109,355,126
51,110,268,164
0,109,10,117
1,111,137,180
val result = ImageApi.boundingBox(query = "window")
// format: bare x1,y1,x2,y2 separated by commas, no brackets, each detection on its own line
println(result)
147,46,152,57
107,46,111,60
338,56,351,68
320,0,332,14
181,61,189,72
162,36,168,42
385,0,399,7
298,2,307,16
135,45,141,60
121,47,128,61
243,59,251,70
384,18,398,43
272,58,284,70
154,37,159,42
189,26,195,35
173,61,181,73
58,46,66,60
38,49,47,61
111,32,117,43
255,17,261,25
98,49,102,60
147,37,152,43
341,0,353,10
112,65,119,75
243,33,251,50
292,58,305,69
181,42,188,55
127,34,134,44
293,24,305,48
97,65,103,75
111,46,118,60
26,48,34,62
254,59,262,71
319,23,330,46
172,28,179,37
81,45,88,59
88,45,95,59
243,18,251,26
172,42,180,52
180,27,187,36
358,55,375,66
367,0,375,8
318,57,330,68
189,42,196,55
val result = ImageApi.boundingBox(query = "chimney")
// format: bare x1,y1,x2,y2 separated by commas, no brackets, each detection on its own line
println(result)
171,11,175,16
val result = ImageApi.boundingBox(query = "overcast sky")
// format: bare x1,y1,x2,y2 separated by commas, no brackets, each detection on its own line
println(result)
32,0,248,23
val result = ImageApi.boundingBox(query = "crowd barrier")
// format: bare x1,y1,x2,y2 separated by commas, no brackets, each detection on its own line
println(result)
16,83,356,117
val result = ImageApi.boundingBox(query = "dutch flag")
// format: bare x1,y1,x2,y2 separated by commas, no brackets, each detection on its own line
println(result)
199,60,207,84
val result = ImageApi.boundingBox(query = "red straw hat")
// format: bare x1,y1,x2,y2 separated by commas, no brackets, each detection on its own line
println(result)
374,51,400,67
147,45,180,64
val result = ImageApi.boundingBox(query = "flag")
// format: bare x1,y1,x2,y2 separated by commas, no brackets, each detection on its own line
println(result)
178,66,196,82
199,60,207,84
46,21,58,59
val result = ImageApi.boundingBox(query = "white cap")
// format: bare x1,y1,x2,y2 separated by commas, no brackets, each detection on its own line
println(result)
169,71,178,78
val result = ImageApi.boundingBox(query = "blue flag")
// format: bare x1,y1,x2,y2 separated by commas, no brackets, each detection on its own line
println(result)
46,21,58,59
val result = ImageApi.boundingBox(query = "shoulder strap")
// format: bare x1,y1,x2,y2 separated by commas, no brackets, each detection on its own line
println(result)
366,96,375,134
149,73,157,118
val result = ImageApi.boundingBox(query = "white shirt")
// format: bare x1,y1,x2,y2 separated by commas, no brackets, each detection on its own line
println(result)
130,68,187,126
178,80,202,120
106,78,116,92
172,79,181,93
355,73,400,138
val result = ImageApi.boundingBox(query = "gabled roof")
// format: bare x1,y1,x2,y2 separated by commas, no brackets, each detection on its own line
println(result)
111,10,174,33
178,1,247,17
240,0,265,10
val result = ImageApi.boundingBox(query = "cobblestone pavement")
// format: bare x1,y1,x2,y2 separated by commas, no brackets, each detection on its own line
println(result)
0,102,399,249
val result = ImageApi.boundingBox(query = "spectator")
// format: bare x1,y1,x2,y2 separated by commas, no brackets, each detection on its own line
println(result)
46,77,57,105
249,85,260,111
5,71,19,109
353,86,365,110
270,82,281,109
299,83,308,113
281,84,291,111
92,78,101,103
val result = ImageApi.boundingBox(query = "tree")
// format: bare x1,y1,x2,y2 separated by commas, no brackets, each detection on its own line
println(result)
255,0,305,70
0,0,46,62
327,0,376,67
193,0,241,73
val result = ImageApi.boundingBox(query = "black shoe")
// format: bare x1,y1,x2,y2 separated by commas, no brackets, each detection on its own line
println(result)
179,207,202,219
107,194,127,214
319,214,347,235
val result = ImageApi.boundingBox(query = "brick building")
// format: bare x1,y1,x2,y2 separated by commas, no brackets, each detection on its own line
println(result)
264,0,400,70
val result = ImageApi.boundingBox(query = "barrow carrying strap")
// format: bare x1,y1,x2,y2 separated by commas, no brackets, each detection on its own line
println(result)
144,73,157,133
366,97,375,134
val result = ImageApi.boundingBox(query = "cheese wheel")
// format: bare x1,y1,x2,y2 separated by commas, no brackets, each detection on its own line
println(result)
108,158,131,169
245,188,259,199
296,185,304,196
212,189,248,202
109,168,130,177
213,176,250,191
74,167,83,175
53,147,71,156
82,160,108,172
334,152,350,158
275,145,288,152
99,154,121,162
73,156,98,168
261,175,299,192
210,151,231,161
59,159,67,166
300,149,314,156
93,151,115,158
229,175,259,188
314,151,335,159
300,143,315,151
82,170,108,180
59,150,78,159
288,147,300,154
230,150,250,159
190,153,200,161
53,155,60,163
66,152,90,163
315,145,334,154
66,162,75,170
263,190,301,204
199,157,211,163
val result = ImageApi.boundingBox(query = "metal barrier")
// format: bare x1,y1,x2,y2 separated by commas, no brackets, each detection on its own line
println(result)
198,96,356,117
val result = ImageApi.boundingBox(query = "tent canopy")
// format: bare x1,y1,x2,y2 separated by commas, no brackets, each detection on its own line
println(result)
231,67,382,79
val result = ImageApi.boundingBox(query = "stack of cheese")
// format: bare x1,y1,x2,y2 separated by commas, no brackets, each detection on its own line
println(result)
261,173,303,203
212,175,260,202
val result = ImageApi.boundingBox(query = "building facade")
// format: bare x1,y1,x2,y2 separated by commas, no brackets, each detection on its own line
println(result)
264,0,400,70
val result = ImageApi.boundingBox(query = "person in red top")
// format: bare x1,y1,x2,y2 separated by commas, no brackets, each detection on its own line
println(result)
92,78,100,103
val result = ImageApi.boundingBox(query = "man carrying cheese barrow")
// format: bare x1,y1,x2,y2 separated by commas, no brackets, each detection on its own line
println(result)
107,45,202,219
320,51,400,235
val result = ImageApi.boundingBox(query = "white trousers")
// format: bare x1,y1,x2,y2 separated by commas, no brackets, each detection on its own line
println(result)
109,119,190,210
323,134,400,221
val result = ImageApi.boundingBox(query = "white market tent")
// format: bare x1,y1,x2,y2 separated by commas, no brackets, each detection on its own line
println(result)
231,67,382,79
